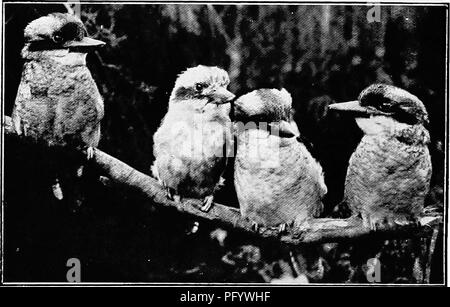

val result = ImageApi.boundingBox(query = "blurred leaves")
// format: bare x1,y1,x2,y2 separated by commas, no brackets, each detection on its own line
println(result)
162,5,202,35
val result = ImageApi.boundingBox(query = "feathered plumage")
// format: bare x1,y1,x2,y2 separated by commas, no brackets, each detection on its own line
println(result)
12,13,105,150
233,88,327,229
329,84,432,229
11,13,105,199
152,65,235,211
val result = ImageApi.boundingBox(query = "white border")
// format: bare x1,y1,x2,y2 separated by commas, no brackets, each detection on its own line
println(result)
0,0,448,287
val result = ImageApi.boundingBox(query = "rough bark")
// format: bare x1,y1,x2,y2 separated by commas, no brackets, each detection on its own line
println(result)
3,115,442,246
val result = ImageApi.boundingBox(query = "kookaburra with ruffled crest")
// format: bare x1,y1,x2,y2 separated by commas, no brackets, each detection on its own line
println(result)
11,13,105,199
329,84,432,230
152,65,235,211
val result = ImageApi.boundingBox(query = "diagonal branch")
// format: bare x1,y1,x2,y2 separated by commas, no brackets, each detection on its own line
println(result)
3,116,443,245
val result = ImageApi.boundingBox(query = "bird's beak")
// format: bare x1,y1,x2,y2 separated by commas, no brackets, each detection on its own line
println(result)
328,100,392,116
64,37,106,48
328,100,368,113
211,87,236,105
269,120,298,138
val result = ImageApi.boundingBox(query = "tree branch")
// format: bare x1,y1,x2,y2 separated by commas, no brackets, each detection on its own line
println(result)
3,116,442,245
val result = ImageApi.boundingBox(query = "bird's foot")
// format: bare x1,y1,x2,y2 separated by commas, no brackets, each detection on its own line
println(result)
363,215,383,231
166,187,181,203
165,187,174,200
364,214,419,231
278,223,287,234
362,214,378,231
369,219,379,231
201,195,214,212
392,216,420,228
23,124,28,137
363,215,394,231
251,222,260,233
423,206,441,216
392,218,409,227
86,147,95,160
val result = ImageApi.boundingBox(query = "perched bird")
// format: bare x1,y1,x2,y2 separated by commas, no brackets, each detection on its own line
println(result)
233,88,327,231
11,13,105,199
152,65,235,211
329,84,432,230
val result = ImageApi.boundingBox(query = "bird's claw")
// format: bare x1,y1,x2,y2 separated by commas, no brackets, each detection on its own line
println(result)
23,124,28,137
363,216,381,231
362,214,378,231
278,223,287,234
201,195,214,212
251,222,260,233
165,188,174,200
364,215,418,231
369,220,378,231
366,217,387,231
166,187,181,203
86,147,95,160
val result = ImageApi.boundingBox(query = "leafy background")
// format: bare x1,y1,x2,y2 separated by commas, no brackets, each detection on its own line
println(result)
3,3,446,283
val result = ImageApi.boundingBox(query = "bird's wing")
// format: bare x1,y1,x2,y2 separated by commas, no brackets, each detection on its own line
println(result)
346,136,431,218
48,66,104,148
11,75,56,142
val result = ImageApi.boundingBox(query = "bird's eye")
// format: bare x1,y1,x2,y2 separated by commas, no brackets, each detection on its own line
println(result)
52,34,64,44
195,83,206,92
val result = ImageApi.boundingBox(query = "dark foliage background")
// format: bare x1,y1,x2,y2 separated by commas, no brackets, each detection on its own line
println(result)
3,3,446,283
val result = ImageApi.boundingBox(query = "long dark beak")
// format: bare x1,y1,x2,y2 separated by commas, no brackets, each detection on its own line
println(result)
64,37,106,48
328,100,392,116
211,87,236,105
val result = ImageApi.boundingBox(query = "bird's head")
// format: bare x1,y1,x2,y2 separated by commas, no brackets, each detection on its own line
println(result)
328,84,429,138
169,65,235,108
233,88,298,138
22,13,105,61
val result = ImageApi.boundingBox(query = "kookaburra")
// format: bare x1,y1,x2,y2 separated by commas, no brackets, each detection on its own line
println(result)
329,84,432,230
152,65,235,212
233,88,327,231
11,13,105,199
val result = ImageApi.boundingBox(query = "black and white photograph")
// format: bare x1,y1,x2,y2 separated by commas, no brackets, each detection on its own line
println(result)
0,0,448,288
